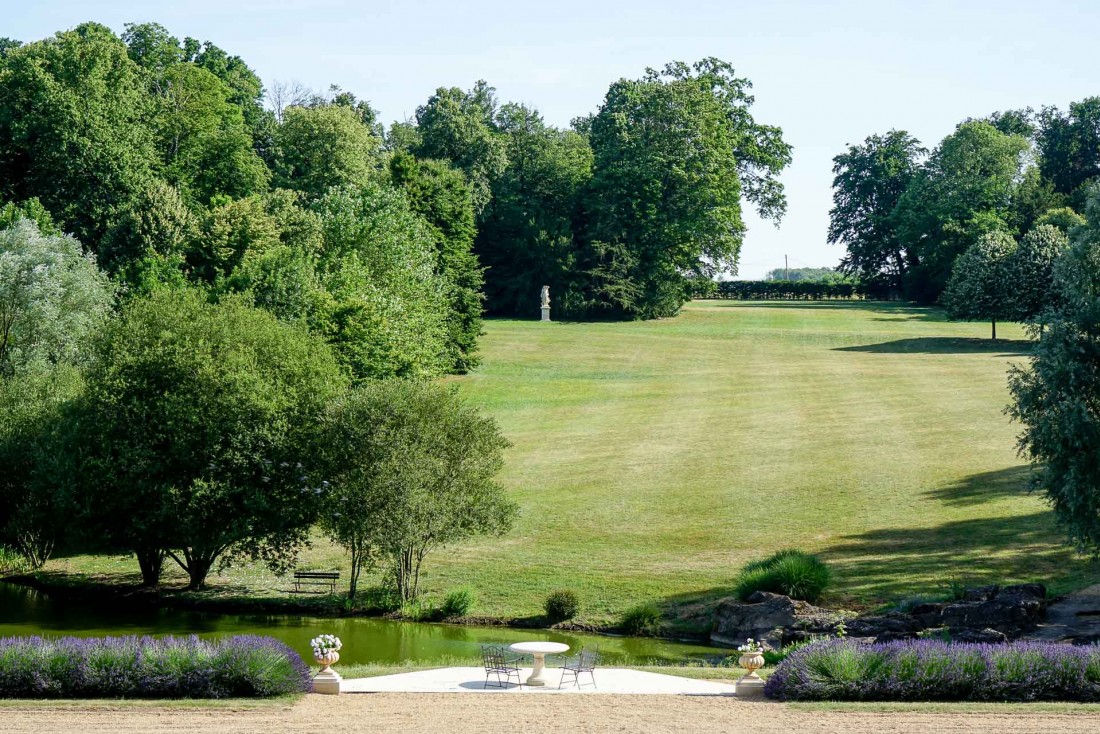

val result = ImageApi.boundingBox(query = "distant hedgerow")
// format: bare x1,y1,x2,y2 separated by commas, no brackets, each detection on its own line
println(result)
765,639,1100,702
734,549,831,603
0,635,311,698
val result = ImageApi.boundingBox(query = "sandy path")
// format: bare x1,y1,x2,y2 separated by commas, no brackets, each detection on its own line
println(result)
2,695,1100,734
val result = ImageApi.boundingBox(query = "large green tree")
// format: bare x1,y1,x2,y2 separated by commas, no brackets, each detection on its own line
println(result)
893,121,1029,302
414,82,508,214
1010,223,1069,324
273,105,382,197
390,152,484,372
317,380,515,601
1008,188,1100,554
0,219,114,375
1038,97,1100,209
828,130,926,291
0,23,157,247
583,58,792,319
74,289,348,588
477,103,592,317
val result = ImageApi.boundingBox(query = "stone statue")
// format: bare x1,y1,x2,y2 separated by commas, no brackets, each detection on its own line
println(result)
540,285,551,321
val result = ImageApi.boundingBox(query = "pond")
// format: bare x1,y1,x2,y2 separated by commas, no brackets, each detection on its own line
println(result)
0,582,725,666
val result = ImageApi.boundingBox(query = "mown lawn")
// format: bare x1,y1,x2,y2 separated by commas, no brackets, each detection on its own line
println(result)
43,300,1100,624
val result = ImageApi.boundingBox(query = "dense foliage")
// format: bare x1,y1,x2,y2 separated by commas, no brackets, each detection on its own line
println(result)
765,639,1100,702
1009,190,1100,555
317,380,515,600
831,102,1097,305
544,590,580,622
734,549,831,602
72,290,348,588
0,635,311,698
707,280,893,300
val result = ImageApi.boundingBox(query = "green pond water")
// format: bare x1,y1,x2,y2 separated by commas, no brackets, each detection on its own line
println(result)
0,583,724,666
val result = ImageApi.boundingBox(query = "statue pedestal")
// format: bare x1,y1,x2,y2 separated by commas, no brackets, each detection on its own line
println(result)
540,306,551,322
735,675,765,698
313,670,342,695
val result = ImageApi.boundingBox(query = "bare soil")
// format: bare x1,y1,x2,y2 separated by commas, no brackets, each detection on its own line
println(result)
2,694,1099,734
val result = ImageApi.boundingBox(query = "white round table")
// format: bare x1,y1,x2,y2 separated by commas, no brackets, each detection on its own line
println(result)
509,641,569,686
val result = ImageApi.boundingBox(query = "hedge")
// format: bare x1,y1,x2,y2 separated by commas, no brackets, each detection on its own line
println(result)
764,639,1100,702
704,281,898,301
0,635,312,698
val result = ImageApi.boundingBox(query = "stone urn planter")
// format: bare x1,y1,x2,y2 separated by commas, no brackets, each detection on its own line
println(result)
311,634,343,695
735,639,766,699
315,650,340,675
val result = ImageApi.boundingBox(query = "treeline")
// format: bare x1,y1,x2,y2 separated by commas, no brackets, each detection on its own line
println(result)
0,22,794,336
707,280,894,301
829,103,1098,304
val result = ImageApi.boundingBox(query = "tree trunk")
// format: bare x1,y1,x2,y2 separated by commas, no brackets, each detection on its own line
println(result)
992,319,997,341
136,548,164,587
186,556,214,590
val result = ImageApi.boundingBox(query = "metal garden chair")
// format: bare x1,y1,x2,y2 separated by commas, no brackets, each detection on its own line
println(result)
557,647,599,689
481,644,524,689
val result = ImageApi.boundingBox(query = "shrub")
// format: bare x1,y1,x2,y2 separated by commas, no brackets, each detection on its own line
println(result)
440,588,476,618
0,635,311,698
0,546,30,576
544,590,580,622
620,603,661,635
765,639,1100,702
734,549,831,603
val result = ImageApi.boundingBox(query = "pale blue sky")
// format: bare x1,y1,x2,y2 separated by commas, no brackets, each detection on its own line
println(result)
7,0,1099,277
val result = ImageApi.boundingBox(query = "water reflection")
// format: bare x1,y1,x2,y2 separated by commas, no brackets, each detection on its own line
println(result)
0,583,722,665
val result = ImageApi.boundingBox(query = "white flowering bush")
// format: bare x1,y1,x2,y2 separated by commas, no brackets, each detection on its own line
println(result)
310,634,342,658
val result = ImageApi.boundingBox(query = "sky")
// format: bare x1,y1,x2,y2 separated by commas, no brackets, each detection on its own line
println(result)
6,0,1099,278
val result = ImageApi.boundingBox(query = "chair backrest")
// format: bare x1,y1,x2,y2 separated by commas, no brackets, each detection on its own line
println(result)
481,644,506,669
579,647,599,671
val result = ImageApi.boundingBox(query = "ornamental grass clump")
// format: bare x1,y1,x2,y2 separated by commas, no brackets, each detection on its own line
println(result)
734,549,831,603
764,639,1100,702
0,635,311,698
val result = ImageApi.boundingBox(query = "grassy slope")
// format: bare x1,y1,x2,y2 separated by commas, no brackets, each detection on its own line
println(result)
43,301,1100,623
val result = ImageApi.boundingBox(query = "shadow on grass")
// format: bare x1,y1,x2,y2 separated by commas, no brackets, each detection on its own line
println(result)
817,510,1096,603
834,337,1032,355
925,466,1035,507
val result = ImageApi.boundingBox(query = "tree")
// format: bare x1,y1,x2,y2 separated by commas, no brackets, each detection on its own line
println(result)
1010,224,1069,324
0,23,157,247
0,362,83,569
1038,97,1100,208
0,198,59,235
192,195,282,280
100,180,195,276
1035,207,1087,234
314,183,451,379
894,121,1029,302
414,82,508,214
74,289,348,588
1008,188,1100,554
583,58,792,319
0,220,114,375
273,105,382,197
941,230,1017,339
317,381,515,601
476,103,592,317
390,152,484,372
828,130,926,290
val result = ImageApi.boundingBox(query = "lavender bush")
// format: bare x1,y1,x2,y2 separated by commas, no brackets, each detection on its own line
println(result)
764,639,1100,702
0,635,311,698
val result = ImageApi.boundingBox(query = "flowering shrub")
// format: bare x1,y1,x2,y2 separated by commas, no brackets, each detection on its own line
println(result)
310,634,342,658
0,635,311,698
765,639,1100,702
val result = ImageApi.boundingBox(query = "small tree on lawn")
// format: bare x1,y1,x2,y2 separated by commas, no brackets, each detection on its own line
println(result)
1009,187,1100,553
76,288,348,588
317,380,515,602
1010,223,1069,325
942,230,1017,339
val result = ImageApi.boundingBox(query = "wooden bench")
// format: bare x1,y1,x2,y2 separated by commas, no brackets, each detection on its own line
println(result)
292,570,340,594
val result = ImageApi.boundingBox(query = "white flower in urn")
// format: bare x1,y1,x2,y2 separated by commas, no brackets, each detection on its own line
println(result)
737,638,762,653
310,634,343,674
